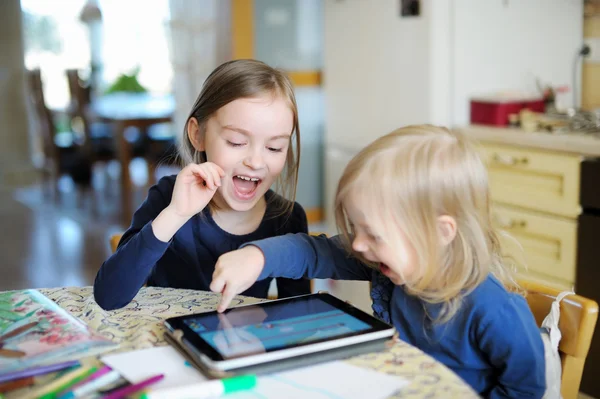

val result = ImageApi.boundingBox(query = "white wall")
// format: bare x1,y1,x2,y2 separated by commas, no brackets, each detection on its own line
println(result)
451,0,583,126
324,0,583,141
323,0,433,149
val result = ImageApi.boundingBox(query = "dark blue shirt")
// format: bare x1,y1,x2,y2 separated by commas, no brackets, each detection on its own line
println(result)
246,233,546,399
93,175,310,310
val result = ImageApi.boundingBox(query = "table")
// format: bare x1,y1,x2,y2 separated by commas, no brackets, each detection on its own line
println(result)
8,287,478,398
90,93,176,224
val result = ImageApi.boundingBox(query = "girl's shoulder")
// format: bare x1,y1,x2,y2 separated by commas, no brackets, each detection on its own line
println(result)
467,275,526,308
264,190,308,233
464,275,531,326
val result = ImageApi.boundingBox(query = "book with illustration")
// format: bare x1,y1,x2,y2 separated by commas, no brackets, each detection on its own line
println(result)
0,289,117,375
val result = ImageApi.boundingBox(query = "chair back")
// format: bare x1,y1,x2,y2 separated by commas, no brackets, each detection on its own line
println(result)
520,280,599,399
66,69,91,113
26,69,57,163
65,69,96,156
110,233,123,253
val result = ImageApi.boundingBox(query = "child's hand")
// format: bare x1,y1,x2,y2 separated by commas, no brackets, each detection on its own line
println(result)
169,163,225,218
211,246,266,312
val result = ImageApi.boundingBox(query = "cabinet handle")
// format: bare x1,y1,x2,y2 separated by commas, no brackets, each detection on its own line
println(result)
492,153,529,166
494,215,528,229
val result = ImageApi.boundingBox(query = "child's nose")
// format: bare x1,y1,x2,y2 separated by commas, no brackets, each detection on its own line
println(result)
243,149,265,170
351,237,368,253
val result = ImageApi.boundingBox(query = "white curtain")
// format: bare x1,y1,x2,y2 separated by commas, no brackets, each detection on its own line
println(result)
167,0,231,139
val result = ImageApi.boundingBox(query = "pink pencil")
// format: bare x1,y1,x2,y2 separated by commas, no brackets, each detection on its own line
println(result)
102,374,165,399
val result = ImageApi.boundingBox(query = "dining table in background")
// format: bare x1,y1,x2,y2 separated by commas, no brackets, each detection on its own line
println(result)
90,92,176,224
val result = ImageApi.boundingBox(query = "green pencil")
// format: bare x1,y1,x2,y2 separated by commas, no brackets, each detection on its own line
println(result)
36,366,98,399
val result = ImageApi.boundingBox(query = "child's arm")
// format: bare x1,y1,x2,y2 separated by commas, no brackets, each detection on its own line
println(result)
94,163,224,310
477,296,546,398
211,233,371,312
275,202,312,298
93,178,178,310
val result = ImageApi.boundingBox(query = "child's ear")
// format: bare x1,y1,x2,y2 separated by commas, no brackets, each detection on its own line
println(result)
437,215,457,246
187,117,205,152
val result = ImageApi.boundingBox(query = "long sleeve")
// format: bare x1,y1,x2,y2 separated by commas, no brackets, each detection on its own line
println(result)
93,177,175,310
246,233,372,282
477,297,546,398
275,202,312,298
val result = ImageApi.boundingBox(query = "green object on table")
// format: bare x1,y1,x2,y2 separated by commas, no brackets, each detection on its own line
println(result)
223,374,257,393
38,366,98,399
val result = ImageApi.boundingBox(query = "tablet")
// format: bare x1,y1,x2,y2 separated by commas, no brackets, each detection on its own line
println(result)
164,293,395,373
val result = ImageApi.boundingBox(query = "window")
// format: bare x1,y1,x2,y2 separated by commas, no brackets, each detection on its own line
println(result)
21,0,172,111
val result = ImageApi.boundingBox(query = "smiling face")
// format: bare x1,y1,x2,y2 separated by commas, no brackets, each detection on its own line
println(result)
188,94,293,213
343,194,417,285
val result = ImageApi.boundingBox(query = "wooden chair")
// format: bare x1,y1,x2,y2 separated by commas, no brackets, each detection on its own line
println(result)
27,69,93,199
109,233,122,253
520,279,599,399
66,69,117,166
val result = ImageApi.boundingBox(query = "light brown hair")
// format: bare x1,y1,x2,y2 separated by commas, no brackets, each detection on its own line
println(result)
180,59,300,216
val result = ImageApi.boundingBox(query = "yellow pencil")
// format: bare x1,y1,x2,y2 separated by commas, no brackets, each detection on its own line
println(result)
24,366,96,399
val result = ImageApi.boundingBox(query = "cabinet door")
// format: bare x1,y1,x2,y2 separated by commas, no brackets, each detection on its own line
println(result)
492,204,577,289
480,143,582,218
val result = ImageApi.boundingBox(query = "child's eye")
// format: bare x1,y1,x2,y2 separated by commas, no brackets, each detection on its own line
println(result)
227,141,244,147
366,230,380,241
267,147,283,153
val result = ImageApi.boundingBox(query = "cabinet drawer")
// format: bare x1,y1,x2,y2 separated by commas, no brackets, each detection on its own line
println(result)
481,143,582,218
492,204,577,287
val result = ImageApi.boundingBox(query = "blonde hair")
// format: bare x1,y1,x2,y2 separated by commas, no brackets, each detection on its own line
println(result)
334,125,519,323
179,59,300,216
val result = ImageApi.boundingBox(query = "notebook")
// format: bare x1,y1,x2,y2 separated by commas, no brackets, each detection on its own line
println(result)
0,289,117,375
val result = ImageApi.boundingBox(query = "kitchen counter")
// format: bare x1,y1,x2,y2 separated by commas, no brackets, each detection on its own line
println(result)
456,125,600,158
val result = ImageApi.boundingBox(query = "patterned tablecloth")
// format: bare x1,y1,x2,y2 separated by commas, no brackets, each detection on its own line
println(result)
7,287,478,398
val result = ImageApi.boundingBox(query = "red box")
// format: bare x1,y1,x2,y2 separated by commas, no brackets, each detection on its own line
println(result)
470,96,545,126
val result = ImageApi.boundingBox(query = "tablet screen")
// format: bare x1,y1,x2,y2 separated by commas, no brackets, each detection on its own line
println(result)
176,294,383,360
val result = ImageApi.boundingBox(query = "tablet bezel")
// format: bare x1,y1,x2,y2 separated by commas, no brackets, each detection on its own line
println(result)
164,293,394,364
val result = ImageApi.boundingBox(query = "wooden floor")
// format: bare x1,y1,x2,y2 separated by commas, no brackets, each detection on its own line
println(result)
0,160,329,292
0,160,175,291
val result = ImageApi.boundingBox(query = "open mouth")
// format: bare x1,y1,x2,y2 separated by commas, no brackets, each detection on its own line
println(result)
379,263,392,276
232,175,262,200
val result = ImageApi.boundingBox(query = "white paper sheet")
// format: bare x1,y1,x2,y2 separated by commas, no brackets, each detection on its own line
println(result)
229,361,408,399
102,346,409,398
101,346,207,389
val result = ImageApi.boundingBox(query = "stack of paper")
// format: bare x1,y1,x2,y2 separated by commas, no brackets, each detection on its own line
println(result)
102,346,409,399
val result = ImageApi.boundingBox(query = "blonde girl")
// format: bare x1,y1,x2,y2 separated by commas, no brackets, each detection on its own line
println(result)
211,125,545,398
94,60,311,310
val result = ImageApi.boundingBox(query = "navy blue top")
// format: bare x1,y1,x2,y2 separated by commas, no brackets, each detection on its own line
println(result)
246,233,546,399
93,175,310,311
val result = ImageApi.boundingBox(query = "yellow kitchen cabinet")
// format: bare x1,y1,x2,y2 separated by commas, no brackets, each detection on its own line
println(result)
479,142,582,289
480,143,582,218
492,203,577,289
464,126,600,397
